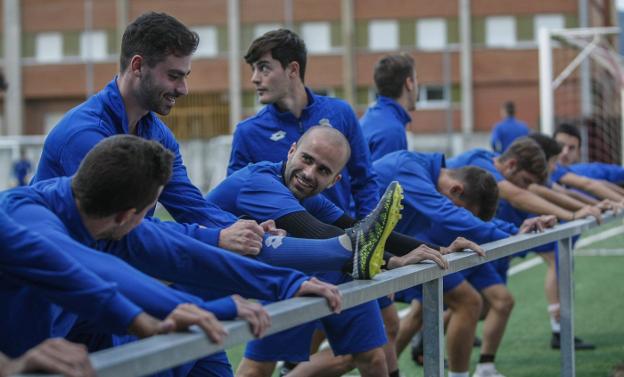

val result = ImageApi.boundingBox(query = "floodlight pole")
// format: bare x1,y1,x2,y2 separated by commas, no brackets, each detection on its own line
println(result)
228,0,242,131
3,0,23,136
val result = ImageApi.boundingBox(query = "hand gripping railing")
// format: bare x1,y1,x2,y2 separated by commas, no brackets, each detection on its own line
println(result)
18,211,622,377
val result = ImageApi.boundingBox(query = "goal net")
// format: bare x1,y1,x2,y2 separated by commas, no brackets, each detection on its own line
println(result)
539,27,624,164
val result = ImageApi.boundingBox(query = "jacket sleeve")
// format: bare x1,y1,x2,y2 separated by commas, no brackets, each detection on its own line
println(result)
0,212,141,334
156,128,239,230
227,123,253,176
344,108,380,217
103,220,309,301
7,205,238,320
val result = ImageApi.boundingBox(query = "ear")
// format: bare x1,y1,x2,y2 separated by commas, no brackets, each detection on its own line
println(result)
114,208,135,226
449,182,464,198
506,158,517,172
287,61,300,79
130,55,144,77
405,76,415,92
287,142,297,159
327,174,342,189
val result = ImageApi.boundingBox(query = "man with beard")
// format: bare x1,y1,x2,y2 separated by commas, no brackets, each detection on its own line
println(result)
32,11,266,257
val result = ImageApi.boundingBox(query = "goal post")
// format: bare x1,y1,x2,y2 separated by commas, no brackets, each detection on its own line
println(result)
539,26,624,164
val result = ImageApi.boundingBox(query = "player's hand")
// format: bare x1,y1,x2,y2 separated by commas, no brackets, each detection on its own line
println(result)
231,295,271,338
518,215,558,234
596,199,624,214
164,304,228,344
440,237,486,257
387,245,448,270
0,338,95,377
127,312,175,338
296,277,342,314
573,205,602,224
219,219,264,255
259,220,287,237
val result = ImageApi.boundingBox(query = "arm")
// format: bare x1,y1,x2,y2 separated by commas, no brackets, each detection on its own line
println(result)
227,124,253,175
528,183,587,210
344,109,380,217
560,172,623,201
552,183,599,205
498,180,576,221
602,180,624,196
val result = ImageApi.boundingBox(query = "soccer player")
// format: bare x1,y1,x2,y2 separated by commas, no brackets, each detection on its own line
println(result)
32,12,266,256
374,150,556,377
447,137,601,351
209,126,480,377
228,28,378,219
490,101,531,153
11,149,32,186
554,123,624,195
360,53,417,161
3,135,342,376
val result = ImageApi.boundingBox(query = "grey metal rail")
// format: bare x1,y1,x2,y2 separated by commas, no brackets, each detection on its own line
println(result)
17,211,621,377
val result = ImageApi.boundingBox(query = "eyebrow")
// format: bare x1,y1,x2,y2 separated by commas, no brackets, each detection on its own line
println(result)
168,69,191,77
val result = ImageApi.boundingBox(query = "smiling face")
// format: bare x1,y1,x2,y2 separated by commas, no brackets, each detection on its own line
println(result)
283,134,348,200
136,54,191,115
249,52,294,105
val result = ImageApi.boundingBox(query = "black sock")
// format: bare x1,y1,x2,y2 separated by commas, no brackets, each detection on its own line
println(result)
479,354,495,363
389,370,400,377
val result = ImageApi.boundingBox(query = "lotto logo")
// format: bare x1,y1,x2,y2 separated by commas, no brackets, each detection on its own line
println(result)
265,235,285,249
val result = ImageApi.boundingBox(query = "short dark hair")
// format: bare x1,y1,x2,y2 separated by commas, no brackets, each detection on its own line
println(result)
499,137,548,184
374,53,415,99
529,133,562,161
448,166,499,221
503,101,515,116
554,122,581,143
244,29,307,82
72,135,174,218
120,12,199,72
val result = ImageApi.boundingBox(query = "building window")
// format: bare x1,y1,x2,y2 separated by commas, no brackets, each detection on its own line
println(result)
534,14,565,40
80,30,108,61
301,22,332,54
368,20,398,51
254,23,281,38
417,18,447,50
417,85,449,108
485,16,516,47
35,32,63,62
193,26,218,57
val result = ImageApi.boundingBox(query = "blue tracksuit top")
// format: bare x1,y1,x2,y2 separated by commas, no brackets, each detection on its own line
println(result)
0,212,142,356
360,96,410,162
12,159,31,186
1,178,309,334
32,78,237,246
208,161,343,224
490,116,530,153
373,151,513,246
568,162,624,184
228,87,378,219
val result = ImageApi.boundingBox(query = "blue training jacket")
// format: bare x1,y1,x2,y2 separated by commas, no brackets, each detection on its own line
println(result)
228,88,378,219
360,96,410,162
0,211,142,357
33,78,237,246
373,150,513,246
490,116,530,153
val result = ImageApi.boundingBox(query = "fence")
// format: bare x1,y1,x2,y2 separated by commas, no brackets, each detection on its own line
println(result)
15,211,622,377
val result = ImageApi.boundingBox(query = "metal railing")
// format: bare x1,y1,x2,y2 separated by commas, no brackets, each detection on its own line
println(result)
18,211,623,377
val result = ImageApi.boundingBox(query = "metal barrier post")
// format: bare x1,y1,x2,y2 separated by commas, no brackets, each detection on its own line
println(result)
423,277,444,377
558,236,575,376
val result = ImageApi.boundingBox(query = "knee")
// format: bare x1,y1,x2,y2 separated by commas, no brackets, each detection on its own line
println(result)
353,347,387,370
461,290,483,320
235,359,274,377
490,290,515,316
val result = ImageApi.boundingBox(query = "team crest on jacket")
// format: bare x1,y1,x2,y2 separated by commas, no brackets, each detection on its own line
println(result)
319,118,333,127
270,130,286,141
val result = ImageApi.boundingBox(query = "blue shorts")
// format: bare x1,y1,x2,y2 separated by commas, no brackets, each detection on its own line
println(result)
393,272,465,303
489,257,510,284
244,299,387,362
378,295,394,309
462,262,504,291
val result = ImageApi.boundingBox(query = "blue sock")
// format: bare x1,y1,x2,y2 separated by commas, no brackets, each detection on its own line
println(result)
255,235,351,274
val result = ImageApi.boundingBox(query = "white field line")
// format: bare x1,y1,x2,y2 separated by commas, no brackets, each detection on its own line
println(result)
575,224,624,248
